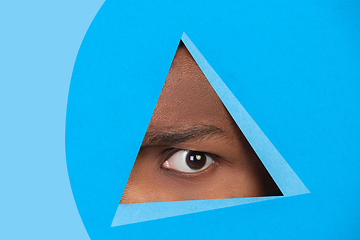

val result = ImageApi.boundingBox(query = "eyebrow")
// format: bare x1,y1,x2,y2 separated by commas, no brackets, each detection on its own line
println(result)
141,124,227,146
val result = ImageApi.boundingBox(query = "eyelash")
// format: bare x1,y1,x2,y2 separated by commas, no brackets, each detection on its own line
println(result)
160,148,219,175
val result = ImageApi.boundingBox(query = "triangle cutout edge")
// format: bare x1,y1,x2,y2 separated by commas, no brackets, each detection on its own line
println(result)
111,32,309,226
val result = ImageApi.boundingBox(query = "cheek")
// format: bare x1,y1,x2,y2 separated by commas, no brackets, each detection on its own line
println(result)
156,166,267,200
120,149,163,203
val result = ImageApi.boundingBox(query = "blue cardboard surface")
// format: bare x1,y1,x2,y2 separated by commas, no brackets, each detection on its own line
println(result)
112,33,308,226
2,0,360,239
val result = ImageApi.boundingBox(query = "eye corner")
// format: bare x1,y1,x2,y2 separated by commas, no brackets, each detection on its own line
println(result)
160,159,218,179
160,149,217,175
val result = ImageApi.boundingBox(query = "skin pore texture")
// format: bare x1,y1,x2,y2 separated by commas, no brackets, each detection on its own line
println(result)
120,42,282,204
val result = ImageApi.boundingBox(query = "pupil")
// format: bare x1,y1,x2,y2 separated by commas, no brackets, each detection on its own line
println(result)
186,151,206,170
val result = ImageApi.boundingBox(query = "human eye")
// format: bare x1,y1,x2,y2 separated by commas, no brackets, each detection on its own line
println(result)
161,150,214,173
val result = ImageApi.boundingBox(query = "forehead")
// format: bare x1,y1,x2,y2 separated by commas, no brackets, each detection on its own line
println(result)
148,44,235,132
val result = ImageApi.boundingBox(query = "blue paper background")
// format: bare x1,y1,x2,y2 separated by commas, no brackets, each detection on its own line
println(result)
1,1,104,239
2,0,360,239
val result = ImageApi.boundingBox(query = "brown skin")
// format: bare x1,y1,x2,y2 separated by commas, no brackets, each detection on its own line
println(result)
120,42,281,204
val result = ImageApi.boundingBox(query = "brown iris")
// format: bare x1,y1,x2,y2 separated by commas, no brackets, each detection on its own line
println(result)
185,151,207,170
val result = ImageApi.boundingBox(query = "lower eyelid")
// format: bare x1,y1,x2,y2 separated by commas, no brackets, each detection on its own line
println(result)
162,148,221,162
161,160,218,179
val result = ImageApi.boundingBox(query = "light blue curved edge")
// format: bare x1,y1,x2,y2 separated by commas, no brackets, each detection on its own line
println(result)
112,33,309,227
112,196,281,226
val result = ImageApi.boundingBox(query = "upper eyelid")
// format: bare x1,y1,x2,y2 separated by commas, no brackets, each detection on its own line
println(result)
161,148,180,161
161,148,222,165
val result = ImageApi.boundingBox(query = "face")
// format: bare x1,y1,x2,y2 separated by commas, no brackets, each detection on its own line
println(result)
120,42,281,203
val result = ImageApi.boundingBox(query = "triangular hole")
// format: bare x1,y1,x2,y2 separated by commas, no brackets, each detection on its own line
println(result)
112,34,308,226
120,41,282,204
